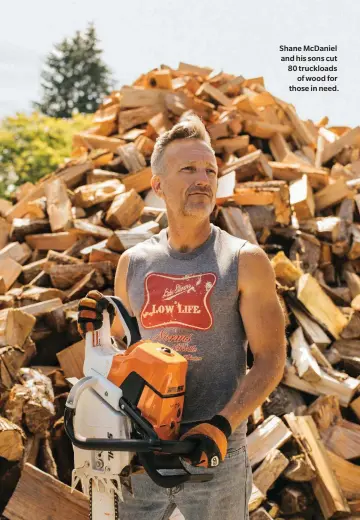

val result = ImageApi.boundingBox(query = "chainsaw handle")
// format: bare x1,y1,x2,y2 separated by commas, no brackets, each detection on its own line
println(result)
104,296,141,347
64,407,196,454
137,452,193,488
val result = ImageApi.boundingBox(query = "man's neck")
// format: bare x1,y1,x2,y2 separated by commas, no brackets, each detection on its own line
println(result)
166,217,212,253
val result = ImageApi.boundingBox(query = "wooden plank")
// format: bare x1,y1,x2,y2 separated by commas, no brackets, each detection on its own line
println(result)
4,463,89,520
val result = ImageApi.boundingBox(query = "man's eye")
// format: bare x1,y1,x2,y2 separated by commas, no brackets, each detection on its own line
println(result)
207,169,216,175
181,166,195,172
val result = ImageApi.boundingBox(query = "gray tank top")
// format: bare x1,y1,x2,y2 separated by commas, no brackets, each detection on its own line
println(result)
126,223,249,448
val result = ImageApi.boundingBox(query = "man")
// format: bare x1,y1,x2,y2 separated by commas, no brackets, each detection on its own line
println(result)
78,115,287,520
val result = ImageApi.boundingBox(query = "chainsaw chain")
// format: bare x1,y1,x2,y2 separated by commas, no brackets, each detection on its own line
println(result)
89,477,119,520
89,478,93,520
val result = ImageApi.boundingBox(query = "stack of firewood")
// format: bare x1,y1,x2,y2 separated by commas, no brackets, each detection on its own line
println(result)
1,62,360,520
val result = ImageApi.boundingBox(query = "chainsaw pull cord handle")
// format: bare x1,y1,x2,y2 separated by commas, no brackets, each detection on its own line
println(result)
104,295,141,347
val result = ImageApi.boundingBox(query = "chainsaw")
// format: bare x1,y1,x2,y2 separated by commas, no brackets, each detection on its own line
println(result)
64,296,212,520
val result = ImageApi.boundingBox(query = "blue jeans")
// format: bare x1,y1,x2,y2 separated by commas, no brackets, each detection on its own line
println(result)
118,438,253,520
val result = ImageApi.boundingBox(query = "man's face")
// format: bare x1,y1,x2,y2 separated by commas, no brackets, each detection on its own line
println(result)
152,139,218,218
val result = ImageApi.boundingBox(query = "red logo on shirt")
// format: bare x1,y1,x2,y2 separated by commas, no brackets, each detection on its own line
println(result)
140,272,217,330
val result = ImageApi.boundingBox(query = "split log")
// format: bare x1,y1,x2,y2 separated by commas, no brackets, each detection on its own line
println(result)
289,327,322,382
340,310,360,339
270,252,302,286
0,417,25,461
5,161,92,221
253,448,289,494
280,485,309,514
9,218,50,242
25,232,80,251
299,216,348,243
0,258,22,294
0,242,31,265
65,269,105,301
221,150,272,180
249,484,266,512
5,368,55,435
233,181,291,226
119,167,152,193
217,206,258,244
284,413,350,519
283,455,316,482
4,463,89,520
44,179,73,232
314,178,354,212
0,309,36,348
289,175,315,221
72,219,113,239
250,507,273,520
288,302,331,349
44,261,113,290
262,384,306,418
56,339,85,379
73,179,125,208
327,449,360,500
105,188,145,229
296,273,348,339
247,415,292,467
283,362,360,407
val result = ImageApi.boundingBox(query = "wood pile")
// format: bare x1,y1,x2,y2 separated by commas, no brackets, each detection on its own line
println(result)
1,62,360,520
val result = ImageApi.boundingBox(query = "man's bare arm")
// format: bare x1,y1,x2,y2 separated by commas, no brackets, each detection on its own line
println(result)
111,251,135,341
219,243,287,433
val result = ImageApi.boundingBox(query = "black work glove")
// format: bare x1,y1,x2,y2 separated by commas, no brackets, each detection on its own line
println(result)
77,290,115,337
179,415,232,468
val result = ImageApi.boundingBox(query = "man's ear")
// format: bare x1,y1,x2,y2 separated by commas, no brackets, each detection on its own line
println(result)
151,175,164,199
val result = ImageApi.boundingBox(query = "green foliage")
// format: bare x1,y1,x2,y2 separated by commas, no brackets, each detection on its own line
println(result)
34,23,114,118
0,112,92,199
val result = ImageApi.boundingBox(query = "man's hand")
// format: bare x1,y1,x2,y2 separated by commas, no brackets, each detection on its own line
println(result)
179,415,231,468
77,290,115,337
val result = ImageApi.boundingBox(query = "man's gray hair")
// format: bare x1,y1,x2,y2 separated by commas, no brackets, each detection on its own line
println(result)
151,113,213,176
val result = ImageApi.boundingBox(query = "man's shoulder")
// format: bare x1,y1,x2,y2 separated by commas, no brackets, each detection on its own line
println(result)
126,229,164,260
215,224,250,253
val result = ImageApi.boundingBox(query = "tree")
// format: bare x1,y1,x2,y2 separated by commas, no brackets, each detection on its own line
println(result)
0,112,92,199
34,23,114,118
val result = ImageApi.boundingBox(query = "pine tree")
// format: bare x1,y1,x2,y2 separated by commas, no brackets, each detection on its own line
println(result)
34,23,114,118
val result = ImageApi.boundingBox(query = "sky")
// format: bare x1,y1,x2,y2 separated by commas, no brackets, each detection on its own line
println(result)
1,0,359,127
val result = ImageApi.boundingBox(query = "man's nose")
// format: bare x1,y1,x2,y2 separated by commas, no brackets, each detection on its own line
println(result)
194,168,210,184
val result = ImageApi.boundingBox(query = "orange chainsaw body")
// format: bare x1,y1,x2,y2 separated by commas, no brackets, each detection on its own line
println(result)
108,340,188,441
